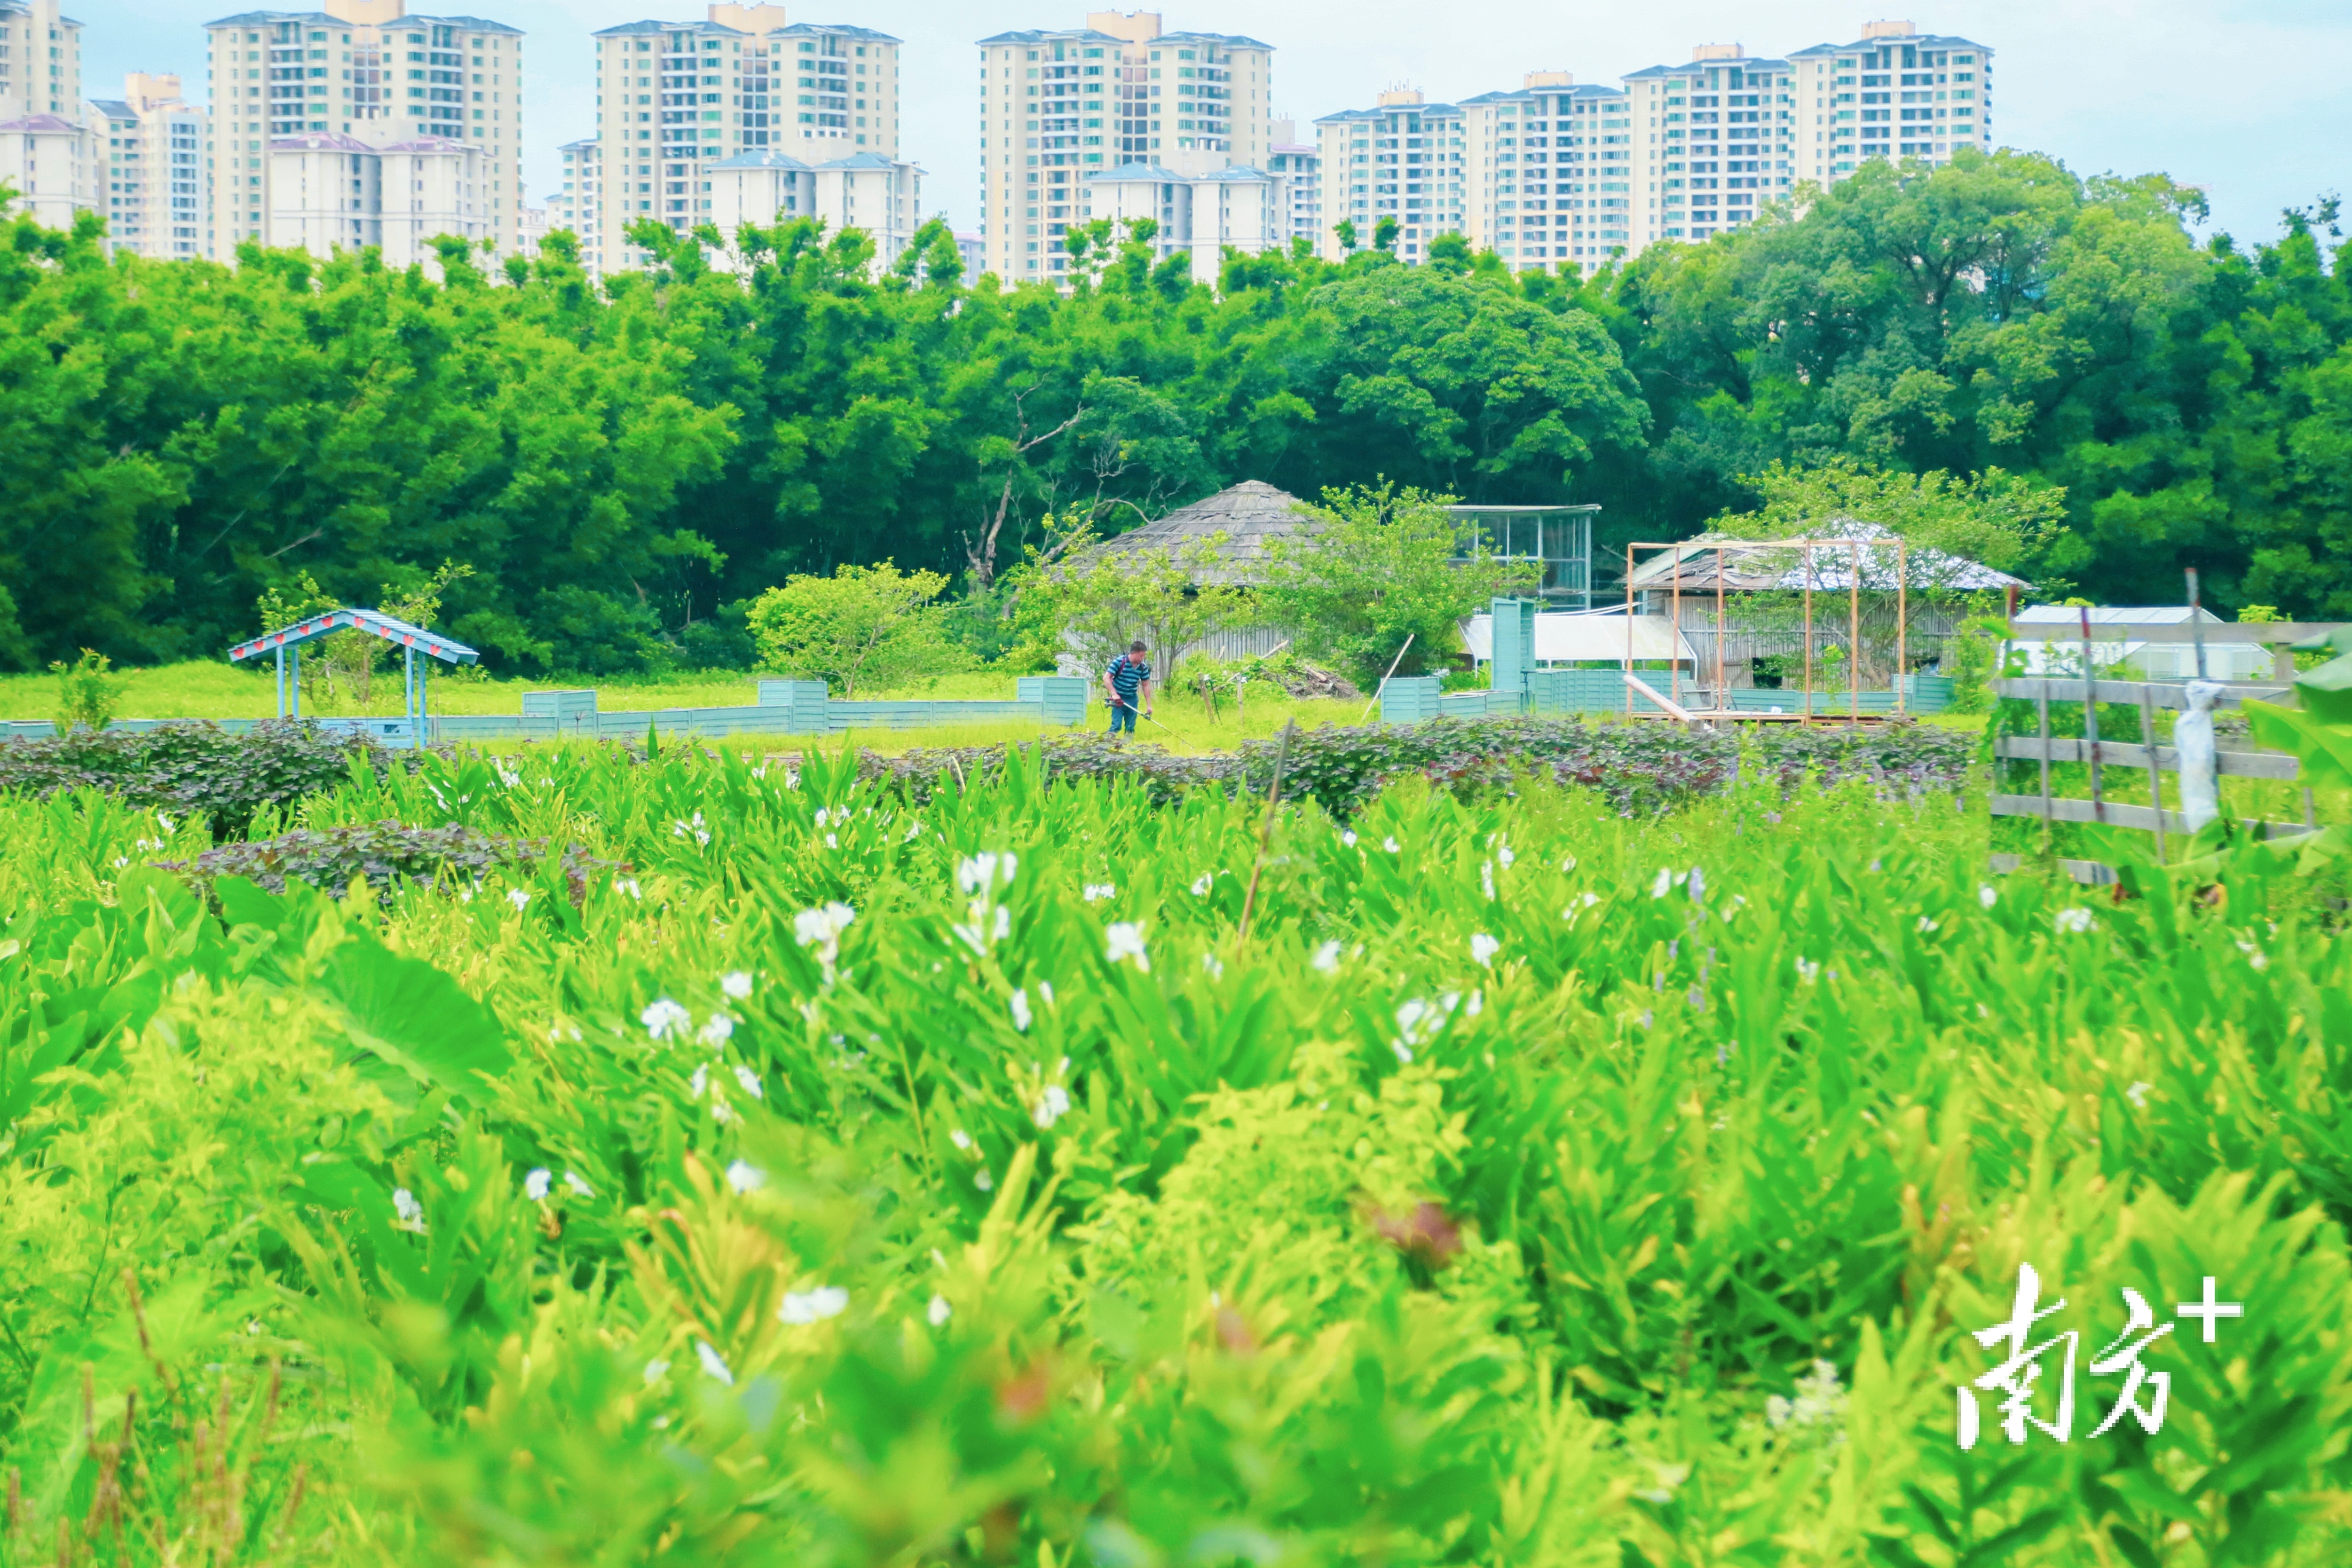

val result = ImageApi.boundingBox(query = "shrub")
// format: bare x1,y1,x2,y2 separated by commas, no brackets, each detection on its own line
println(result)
47,648,125,735
0,719,391,835
158,820,622,905
867,717,1973,819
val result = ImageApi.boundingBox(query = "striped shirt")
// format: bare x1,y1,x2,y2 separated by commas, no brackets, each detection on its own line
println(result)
1105,654,1152,704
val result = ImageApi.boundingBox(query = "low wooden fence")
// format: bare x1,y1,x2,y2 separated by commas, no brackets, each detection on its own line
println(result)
1987,675,2317,883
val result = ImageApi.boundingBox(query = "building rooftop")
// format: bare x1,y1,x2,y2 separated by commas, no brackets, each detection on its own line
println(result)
1787,32,1991,56
709,149,814,171
270,132,377,151
0,112,85,133
90,100,135,121
1086,480,1319,585
207,8,521,30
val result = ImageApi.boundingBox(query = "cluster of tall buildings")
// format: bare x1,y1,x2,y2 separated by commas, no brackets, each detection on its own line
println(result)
0,1,1992,284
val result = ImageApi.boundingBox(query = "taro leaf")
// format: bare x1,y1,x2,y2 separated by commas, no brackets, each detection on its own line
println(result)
214,873,288,932
319,934,513,1105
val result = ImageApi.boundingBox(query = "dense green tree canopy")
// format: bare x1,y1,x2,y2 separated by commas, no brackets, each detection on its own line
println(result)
2,148,2346,675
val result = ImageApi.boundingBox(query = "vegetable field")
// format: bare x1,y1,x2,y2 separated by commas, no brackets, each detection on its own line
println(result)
1,726,2349,1567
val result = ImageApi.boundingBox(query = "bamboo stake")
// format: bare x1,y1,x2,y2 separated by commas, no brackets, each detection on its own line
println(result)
1671,545,1683,708
1624,542,1636,722
1896,538,1908,718
1356,633,1416,724
1801,543,1814,727
2081,606,2105,824
1848,539,1861,727
1714,543,1727,715
1236,719,1295,947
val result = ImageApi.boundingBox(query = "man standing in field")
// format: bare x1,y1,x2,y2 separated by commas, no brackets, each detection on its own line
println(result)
1103,640,1153,737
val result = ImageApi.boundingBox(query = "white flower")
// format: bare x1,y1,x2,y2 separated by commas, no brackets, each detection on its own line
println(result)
524,1167,552,1202
779,1285,849,1325
1083,882,1116,902
1470,933,1500,969
698,1013,735,1047
563,1171,594,1198
1978,883,1998,910
1561,855,1578,871
2236,939,2269,971
1009,989,1033,1032
902,819,923,843
617,877,642,901
949,1128,973,1151
688,1063,710,1100
724,1159,765,1194
671,811,711,847
956,851,1018,895
694,1340,734,1385
1392,1040,1414,1065
1190,872,1213,897
975,1169,995,1192
1917,916,1939,934
1341,830,1359,848
1201,952,1224,979
391,1188,426,1232
1312,940,1342,974
1794,957,1821,984
2125,1080,2151,1110
1481,861,1497,901
642,1358,670,1385
1033,1084,1073,1128
720,970,753,1000
111,856,129,869
928,1294,952,1327
794,902,857,950
1038,981,1055,1008
733,1064,764,1099
156,813,176,836
641,998,690,1040
1382,836,1401,853
1650,868,1673,899
1105,922,1150,971
1686,867,1705,902
2054,907,2097,934
1497,841,1516,868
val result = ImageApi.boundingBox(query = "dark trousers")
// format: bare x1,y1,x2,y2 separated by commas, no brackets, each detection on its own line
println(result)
1108,699,1138,734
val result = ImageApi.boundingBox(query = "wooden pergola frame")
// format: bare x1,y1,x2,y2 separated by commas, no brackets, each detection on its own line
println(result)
1621,536,1910,724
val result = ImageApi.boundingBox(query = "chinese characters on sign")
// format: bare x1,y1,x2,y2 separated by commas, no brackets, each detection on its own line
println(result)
1957,1266,2243,1449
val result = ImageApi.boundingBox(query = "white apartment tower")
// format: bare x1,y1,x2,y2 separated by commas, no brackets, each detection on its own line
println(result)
202,0,525,264
553,134,596,265
0,0,93,233
90,74,209,260
591,5,905,275
1264,116,1317,248
1787,22,1991,187
977,11,1275,284
1620,47,1796,251
1313,89,1461,265
0,0,79,120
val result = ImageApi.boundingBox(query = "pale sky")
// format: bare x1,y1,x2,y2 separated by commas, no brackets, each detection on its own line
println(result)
94,0,2348,250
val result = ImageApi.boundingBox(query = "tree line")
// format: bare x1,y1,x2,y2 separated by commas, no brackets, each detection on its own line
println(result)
0,148,2345,676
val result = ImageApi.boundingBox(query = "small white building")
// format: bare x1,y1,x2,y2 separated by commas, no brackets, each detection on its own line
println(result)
1084,159,1289,285
706,146,921,273
0,110,101,232
2005,606,2275,682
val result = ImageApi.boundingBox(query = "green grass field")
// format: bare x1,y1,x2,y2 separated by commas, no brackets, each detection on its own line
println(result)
0,660,1376,757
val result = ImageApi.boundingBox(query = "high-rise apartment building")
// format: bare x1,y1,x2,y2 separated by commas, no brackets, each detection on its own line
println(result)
976,11,1274,284
202,0,526,263
89,73,208,260
1621,46,1795,252
590,5,909,275
0,0,80,120
1788,21,1990,188
1313,89,1460,265
1265,116,1317,247
553,134,597,264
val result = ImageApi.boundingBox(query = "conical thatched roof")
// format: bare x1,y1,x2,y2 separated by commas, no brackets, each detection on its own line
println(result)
1089,481,1320,585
